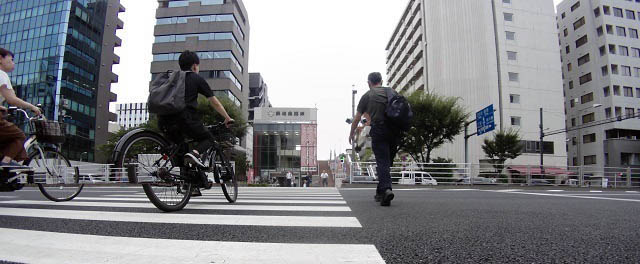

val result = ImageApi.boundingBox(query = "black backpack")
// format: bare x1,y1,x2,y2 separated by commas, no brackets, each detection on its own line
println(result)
147,71,188,115
383,87,413,131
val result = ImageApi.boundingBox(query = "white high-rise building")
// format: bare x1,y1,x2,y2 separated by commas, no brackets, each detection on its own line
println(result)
116,103,150,130
386,0,567,166
557,0,640,168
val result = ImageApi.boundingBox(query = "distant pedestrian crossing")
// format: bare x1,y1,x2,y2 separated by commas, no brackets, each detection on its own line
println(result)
0,187,385,264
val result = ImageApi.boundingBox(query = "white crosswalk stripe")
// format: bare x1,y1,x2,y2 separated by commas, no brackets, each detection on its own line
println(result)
0,187,384,263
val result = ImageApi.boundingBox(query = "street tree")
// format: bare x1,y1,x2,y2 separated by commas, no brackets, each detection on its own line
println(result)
481,128,523,172
399,91,469,163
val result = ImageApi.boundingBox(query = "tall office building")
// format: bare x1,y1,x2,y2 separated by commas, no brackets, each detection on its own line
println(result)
116,102,149,130
248,72,271,122
557,0,640,168
151,0,250,147
0,0,124,162
386,0,567,166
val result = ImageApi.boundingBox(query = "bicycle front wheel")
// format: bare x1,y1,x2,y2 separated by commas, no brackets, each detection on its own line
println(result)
213,150,237,203
26,148,83,202
115,131,192,212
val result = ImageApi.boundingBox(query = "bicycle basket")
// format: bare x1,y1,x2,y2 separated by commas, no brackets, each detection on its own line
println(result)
31,120,67,144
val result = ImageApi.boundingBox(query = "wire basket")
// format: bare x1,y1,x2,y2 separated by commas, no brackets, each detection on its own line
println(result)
31,120,67,144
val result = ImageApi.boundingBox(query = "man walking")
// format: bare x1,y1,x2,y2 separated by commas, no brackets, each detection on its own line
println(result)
321,170,329,187
349,72,399,206
286,171,292,187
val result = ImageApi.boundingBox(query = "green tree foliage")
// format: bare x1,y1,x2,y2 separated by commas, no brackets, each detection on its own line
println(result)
482,128,523,171
427,157,455,182
196,96,247,139
399,91,469,163
98,118,160,163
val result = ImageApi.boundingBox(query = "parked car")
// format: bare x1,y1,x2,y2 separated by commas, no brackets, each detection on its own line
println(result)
455,176,497,185
530,178,551,186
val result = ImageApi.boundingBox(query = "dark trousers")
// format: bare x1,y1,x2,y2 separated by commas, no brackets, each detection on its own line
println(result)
370,125,399,194
158,109,214,156
0,119,27,162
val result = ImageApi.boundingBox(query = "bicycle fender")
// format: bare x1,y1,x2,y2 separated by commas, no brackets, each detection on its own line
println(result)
110,129,166,164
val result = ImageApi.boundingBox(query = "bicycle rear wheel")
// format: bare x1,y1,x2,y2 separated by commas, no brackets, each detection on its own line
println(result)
115,132,192,212
213,150,237,203
26,148,83,202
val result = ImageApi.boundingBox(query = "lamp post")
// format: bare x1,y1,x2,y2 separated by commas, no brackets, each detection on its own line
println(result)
576,103,602,166
351,86,357,165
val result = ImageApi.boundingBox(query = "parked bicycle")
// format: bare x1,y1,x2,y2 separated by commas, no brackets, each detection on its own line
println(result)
112,122,238,212
0,106,82,201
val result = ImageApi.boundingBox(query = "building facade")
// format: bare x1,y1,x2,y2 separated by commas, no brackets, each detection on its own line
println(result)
116,102,149,130
557,0,640,168
386,0,567,166
248,72,271,122
0,0,124,162
252,107,318,186
151,0,250,147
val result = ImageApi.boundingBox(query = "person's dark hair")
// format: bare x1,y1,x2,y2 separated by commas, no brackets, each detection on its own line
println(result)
0,48,14,59
178,50,199,71
368,72,382,85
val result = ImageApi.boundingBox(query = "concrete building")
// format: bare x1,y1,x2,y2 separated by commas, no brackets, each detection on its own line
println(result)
248,72,271,122
0,0,124,162
557,0,640,168
252,107,318,186
116,102,150,130
152,0,250,147
386,0,567,166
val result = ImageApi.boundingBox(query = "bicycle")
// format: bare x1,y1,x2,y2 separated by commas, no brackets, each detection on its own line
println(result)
0,106,82,201
112,122,238,212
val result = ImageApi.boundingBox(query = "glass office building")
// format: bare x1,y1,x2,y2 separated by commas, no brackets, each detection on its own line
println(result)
0,0,124,162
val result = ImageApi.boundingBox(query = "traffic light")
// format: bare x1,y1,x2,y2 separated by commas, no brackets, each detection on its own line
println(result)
340,154,345,163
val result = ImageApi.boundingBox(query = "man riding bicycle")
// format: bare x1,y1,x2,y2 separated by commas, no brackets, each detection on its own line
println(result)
157,50,234,168
0,48,41,171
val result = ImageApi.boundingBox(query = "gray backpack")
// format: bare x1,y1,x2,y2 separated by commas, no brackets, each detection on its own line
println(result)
147,70,187,115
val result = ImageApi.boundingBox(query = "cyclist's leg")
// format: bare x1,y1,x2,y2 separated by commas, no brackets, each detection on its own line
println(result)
182,110,214,155
0,119,27,163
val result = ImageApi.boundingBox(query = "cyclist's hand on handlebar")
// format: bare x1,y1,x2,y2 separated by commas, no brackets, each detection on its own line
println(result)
224,117,235,128
29,105,42,116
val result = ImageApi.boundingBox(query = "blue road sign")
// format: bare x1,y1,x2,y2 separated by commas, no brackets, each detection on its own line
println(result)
476,104,495,136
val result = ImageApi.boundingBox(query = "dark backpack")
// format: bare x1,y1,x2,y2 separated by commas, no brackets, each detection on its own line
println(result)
383,87,413,131
147,70,187,115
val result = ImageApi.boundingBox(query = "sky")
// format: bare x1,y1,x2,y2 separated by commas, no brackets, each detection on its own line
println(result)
111,0,565,160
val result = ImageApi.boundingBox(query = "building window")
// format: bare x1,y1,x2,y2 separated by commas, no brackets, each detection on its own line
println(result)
582,112,595,123
502,0,511,3
573,17,586,30
627,10,636,20
617,26,626,37
611,64,619,75
631,28,639,39
506,31,516,40
571,1,580,11
606,24,614,35
504,13,514,22
613,85,621,96
597,26,604,36
511,116,521,126
620,46,629,56
507,51,517,60
577,54,590,66
569,81,574,89
575,35,588,48
626,108,635,117
624,86,634,97
510,94,520,104
632,48,640,57
636,88,640,98
581,92,593,104
615,107,622,117
621,153,640,166
276,111,280,116
622,66,632,76
603,6,610,15
594,7,601,17
599,46,607,56
602,66,609,76
634,68,640,78
584,155,597,165
565,45,571,54
508,72,519,82
583,133,596,144
568,63,573,72
605,107,612,118
571,118,576,127
579,73,592,85
570,98,576,108
614,7,623,18
603,86,611,97
564,28,569,37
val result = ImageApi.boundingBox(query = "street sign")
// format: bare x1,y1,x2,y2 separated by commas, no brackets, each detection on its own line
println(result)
476,104,495,136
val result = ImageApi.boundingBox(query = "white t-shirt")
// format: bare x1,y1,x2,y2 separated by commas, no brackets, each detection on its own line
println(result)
321,173,328,179
0,69,13,104
286,172,292,179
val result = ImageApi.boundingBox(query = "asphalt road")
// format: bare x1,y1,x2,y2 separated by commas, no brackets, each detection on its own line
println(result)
0,186,638,263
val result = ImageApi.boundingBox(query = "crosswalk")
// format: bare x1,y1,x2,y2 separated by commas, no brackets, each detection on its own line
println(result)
0,187,385,264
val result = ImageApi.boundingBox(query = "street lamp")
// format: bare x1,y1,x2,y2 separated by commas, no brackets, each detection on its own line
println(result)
576,103,602,166
351,86,358,169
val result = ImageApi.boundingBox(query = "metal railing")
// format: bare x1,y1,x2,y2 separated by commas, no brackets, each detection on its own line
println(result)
348,162,640,188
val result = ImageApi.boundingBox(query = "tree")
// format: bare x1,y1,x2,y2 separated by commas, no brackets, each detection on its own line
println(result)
196,96,247,139
399,91,469,163
428,157,455,182
482,128,523,172
99,118,160,163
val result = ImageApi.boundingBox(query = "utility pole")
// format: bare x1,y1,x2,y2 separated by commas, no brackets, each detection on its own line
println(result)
351,86,357,165
540,108,544,167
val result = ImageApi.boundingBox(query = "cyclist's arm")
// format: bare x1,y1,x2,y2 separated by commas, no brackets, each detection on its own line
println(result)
208,96,233,124
0,85,40,115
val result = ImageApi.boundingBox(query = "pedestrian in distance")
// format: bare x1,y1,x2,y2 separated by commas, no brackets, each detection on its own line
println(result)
321,170,329,187
286,171,293,187
0,48,42,171
349,72,400,206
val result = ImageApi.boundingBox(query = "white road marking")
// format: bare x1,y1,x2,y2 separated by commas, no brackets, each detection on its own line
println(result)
0,196,16,199
589,190,603,193
104,194,344,200
0,228,384,264
0,200,351,212
493,189,523,192
488,190,640,203
443,189,478,191
626,191,639,193
547,190,565,192
0,207,362,228
74,197,347,204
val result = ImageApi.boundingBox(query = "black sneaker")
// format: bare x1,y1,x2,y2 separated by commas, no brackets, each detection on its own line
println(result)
191,188,202,197
185,151,205,167
380,189,394,206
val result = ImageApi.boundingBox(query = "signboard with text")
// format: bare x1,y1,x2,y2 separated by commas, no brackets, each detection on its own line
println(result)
476,104,495,136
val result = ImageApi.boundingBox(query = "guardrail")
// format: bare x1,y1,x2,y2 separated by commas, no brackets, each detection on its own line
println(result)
347,162,640,188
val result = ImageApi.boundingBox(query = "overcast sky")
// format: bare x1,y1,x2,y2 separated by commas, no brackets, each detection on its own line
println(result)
111,0,565,160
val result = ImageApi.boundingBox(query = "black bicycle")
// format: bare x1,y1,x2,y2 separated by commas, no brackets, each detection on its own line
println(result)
112,122,238,212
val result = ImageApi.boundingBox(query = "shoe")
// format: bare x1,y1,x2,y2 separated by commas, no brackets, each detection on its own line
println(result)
380,189,394,206
191,188,202,197
0,161,30,172
185,151,205,167
374,193,382,202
